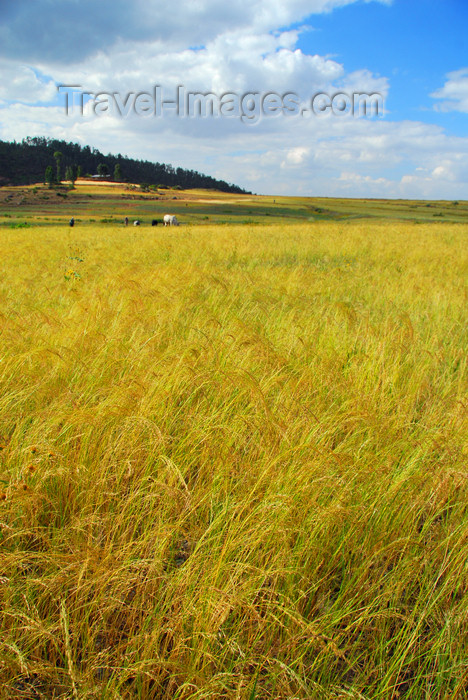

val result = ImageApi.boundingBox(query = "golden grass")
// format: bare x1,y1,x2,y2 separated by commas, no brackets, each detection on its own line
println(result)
0,221,467,699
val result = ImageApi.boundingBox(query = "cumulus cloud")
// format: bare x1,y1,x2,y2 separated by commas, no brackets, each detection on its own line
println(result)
0,0,390,132
1,93,467,199
282,147,310,167
2,0,466,200
0,0,392,64
431,68,468,113
0,60,56,104
55,30,347,99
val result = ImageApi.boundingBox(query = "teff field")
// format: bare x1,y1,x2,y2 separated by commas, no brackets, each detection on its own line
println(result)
0,183,467,699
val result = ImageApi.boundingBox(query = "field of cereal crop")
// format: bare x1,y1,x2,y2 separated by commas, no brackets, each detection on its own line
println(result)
0,188,467,698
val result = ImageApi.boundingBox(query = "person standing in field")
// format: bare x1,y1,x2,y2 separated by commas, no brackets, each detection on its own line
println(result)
124,216,129,226
69,217,74,227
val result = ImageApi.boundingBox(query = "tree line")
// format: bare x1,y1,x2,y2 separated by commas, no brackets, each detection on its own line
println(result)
0,136,249,193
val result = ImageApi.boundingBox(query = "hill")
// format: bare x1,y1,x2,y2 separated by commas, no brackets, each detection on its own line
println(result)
1,179,467,227
0,136,248,193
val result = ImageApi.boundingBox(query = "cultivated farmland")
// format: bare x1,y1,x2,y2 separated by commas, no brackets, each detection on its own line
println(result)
0,186,467,698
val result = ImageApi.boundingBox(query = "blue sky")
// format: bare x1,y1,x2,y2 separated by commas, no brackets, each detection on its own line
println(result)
299,0,468,133
0,0,467,198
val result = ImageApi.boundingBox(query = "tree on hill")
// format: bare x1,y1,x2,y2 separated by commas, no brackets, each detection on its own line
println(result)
53,150,63,183
65,165,77,188
97,163,109,177
0,137,250,193
114,163,122,181
45,165,55,188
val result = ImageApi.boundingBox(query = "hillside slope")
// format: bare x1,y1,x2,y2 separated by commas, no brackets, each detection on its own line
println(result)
0,136,248,193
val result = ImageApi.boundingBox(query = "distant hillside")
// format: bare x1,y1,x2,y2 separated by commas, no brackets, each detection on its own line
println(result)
0,136,248,193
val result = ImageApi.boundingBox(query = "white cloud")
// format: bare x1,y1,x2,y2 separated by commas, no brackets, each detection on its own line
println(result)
431,68,468,113
282,147,310,167
1,0,467,200
2,94,468,199
0,60,56,104
49,29,346,99
431,165,456,182
337,69,389,105
0,0,393,64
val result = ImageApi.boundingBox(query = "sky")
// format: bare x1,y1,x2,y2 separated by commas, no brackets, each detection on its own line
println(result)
0,0,467,198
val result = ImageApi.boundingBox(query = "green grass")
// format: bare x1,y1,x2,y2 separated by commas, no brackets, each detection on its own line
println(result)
0,218,467,698
1,182,467,226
